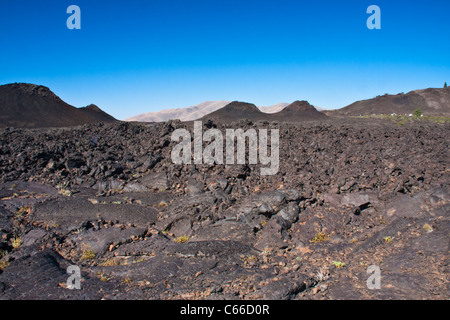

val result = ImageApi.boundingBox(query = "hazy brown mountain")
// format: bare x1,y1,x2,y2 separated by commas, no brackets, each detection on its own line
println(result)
258,103,290,113
325,87,450,117
126,101,231,122
202,100,327,122
0,83,117,128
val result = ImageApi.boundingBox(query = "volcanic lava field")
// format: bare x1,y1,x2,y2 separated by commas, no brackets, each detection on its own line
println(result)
0,118,448,300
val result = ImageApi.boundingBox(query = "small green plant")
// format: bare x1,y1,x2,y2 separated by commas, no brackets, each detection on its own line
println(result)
413,108,422,117
99,259,120,267
242,255,258,263
383,236,392,243
123,278,132,284
12,237,22,249
173,235,190,243
81,249,96,260
260,217,268,227
0,260,9,271
15,206,31,220
100,275,110,282
310,231,329,244
96,272,109,281
133,257,145,264
332,261,345,268
423,223,433,233
156,201,168,208
57,181,72,197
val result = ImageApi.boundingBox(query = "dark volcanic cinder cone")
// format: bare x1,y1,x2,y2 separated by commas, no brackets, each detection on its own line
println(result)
0,83,117,128
200,101,268,122
272,100,328,121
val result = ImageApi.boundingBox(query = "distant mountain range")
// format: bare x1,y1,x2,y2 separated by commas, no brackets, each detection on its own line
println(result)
1,83,449,129
126,101,231,122
126,101,326,122
127,88,449,123
0,83,116,128
126,101,297,122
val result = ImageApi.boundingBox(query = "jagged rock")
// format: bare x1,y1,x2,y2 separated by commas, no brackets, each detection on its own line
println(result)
66,226,147,257
0,118,448,300
0,249,118,299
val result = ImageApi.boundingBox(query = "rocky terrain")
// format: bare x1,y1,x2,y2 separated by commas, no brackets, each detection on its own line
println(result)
0,83,117,128
0,117,448,300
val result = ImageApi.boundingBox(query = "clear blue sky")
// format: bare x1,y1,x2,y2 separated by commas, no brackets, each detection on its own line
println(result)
1,0,449,120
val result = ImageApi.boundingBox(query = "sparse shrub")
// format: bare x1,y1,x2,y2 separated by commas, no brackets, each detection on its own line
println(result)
15,206,31,220
332,261,345,268
314,268,330,281
99,259,120,267
310,231,329,244
260,217,267,227
242,255,258,263
173,235,190,243
96,272,109,281
100,275,110,282
123,278,132,284
423,223,433,233
445,82,448,88
81,249,96,260
0,260,9,271
156,201,168,208
383,236,392,243
57,181,72,197
12,237,22,249
133,257,145,263
413,108,422,117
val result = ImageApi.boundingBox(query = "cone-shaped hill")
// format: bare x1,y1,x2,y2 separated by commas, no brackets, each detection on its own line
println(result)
201,100,327,123
201,101,268,122
272,100,327,121
0,83,117,128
